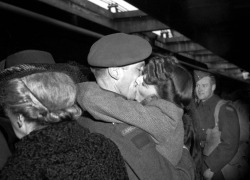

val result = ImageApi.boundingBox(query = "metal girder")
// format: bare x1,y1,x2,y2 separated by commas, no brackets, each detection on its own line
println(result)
193,55,226,63
113,12,169,33
38,0,168,33
206,62,239,69
38,0,114,29
158,36,191,43
156,39,205,52
187,49,213,55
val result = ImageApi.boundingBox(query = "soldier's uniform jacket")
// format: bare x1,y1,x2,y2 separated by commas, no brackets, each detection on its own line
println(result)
77,116,195,180
196,94,240,174
77,82,195,180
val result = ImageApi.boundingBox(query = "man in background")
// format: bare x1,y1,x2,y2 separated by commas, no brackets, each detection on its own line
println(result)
194,70,240,180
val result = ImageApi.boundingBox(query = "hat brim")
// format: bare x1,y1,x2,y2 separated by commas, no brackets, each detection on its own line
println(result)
0,63,90,86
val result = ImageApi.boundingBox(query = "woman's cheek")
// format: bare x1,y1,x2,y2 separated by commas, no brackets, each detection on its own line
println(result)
135,86,145,102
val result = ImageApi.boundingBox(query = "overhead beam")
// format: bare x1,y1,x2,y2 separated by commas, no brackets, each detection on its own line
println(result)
159,36,191,43
218,68,242,74
112,10,147,18
206,62,239,69
153,42,208,69
156,39,205,52
193,54,226,63
38,0,114,28
113,14,169,33
39,0,169,34
218,71,245,80
186,49,213,55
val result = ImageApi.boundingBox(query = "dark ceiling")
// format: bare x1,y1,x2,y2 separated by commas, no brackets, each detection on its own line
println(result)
0,0,250,98
127,0,250,71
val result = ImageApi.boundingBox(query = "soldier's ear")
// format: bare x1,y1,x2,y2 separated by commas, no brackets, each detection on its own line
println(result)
108,67,122,80
212,84,216,92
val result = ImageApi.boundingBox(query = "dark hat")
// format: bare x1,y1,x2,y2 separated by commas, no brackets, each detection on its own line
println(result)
0,50,89,84
87,33,152,67
4,50,55,69
193,70,212,83
0,64,82,85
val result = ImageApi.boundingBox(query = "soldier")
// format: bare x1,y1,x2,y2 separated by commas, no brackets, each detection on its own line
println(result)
194,70,240,180
77,33,195,180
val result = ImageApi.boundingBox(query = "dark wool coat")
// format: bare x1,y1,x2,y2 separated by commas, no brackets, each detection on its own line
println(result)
0,117,18,170
0,131,11,170
0,120,128,180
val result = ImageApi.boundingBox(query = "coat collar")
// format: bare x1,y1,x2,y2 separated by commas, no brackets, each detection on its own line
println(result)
199,94,220,109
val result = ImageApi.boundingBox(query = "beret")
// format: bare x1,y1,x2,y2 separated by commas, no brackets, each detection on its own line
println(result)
5,49,55,69
88,33,152,67
194,70,212,83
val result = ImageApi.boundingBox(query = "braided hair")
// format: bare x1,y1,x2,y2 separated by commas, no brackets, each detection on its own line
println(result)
2,71,82,127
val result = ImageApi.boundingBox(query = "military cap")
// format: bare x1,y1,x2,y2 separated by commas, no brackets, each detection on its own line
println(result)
87,33,152,67
194,70,212,83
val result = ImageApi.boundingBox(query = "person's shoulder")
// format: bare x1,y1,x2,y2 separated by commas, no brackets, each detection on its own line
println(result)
88,131,117,146
72,120,119,151
222,100,236,111
77,81,96,90
220,100,238,116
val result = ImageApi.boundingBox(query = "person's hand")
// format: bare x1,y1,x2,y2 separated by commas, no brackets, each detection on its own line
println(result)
203,168,214,180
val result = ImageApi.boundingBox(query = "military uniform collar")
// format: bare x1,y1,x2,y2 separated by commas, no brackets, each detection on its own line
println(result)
200,94,220,108
101,87,128,100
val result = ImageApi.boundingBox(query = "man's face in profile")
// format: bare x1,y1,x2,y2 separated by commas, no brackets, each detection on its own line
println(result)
119,61,145,100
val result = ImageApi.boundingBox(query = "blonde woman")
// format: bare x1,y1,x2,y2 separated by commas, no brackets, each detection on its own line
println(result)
0,64,128,180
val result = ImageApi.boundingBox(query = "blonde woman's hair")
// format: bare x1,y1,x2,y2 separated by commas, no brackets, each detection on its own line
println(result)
3,71,82,125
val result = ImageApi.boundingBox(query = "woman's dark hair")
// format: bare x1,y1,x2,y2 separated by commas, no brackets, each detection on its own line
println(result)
183,100,204,180
143,55,193,108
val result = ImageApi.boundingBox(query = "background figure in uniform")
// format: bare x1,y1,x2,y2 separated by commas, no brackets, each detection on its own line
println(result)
0,64,128,179
78,54,193,167
77,33,195,180
194,70,240,180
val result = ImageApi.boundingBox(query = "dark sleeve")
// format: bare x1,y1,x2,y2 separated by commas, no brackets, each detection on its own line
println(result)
144,148,195,180
77,118,196,180
90,133,129,180
170,148,196,180
205,104,240,172
0,130,12,170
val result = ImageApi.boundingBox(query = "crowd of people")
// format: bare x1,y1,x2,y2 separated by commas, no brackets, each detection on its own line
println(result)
0,33,249,180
